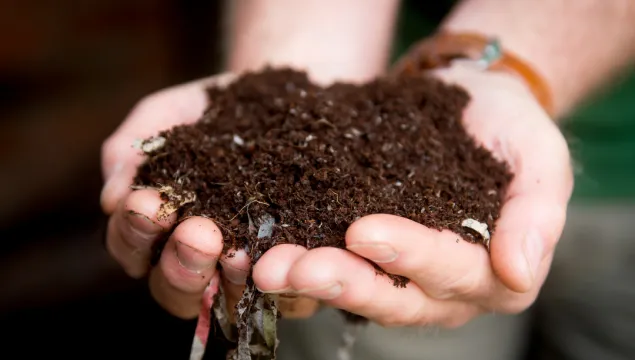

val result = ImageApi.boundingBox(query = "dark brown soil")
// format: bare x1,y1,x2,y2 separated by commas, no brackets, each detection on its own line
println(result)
134,68,512,287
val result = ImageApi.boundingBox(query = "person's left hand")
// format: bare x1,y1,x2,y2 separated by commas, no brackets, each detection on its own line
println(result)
253,65,573,327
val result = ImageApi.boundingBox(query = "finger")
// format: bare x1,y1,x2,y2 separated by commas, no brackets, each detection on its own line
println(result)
490,193,566,294
253,244,308,293
425,67,572,302
287,247,480,328
105,189,175,277
253,244,320,318
484,252,555,315
345,214,493,301
218,249,251,322
220,249,251,297
490,126,572,293
100,74,236,214
149,216,224,319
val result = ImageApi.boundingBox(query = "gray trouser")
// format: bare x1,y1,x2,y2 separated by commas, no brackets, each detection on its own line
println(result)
276,203,635,360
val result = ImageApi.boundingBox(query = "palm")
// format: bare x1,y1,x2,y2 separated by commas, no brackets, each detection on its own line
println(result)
253,67,573,326
101,67,573,330
439,66,572,294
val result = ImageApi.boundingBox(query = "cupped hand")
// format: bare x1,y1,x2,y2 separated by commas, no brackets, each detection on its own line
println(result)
101,73,259,319
253,65,573,328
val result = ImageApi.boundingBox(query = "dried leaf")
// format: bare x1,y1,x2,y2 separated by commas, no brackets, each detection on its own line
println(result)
213,283,235,342
253,296,265,338
262,294,279,352
257,213,275,239
156,185,196,219
228,212,279,360
234,282,256,360
247,211,256,235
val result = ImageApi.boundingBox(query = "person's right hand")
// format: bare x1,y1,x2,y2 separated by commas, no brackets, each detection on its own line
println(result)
101,73,257,319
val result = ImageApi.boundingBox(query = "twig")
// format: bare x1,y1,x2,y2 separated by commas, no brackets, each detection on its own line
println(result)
328,189,343,206
229,199,270,221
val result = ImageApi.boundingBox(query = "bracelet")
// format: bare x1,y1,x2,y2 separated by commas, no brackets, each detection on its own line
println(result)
391,31,554,117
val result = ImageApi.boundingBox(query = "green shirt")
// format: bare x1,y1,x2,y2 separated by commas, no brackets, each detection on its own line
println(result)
395,0,635,201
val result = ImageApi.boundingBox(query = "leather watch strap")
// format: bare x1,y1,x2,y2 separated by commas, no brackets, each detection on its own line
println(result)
391,31,555,117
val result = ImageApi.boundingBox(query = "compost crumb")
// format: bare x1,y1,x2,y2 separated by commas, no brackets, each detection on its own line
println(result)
133,68,513,288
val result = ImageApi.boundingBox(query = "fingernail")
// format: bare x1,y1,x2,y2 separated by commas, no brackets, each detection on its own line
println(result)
126,211,163,239
257,286,294,295
175,241,218,273
522,229,544,286
221,263,248,285
295,282,343,300
347,243,398,263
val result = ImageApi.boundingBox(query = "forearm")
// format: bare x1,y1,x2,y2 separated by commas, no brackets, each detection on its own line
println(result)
442,0,635,118
225,0,400,84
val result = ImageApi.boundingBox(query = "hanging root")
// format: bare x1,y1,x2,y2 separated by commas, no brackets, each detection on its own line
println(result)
229,282,280,360
228,212,280,360
337,322,362,360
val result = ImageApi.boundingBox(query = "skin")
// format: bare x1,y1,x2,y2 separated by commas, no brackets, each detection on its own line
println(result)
443,0,635,118
226,0,400,85
101,66,570,325
101,0,635,326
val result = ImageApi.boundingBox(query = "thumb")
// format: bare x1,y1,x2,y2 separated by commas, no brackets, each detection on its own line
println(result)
490,194,566,293
489,130,571,293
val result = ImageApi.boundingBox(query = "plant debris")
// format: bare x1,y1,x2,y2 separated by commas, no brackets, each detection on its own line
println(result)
461,218,491,250
132,68,513,359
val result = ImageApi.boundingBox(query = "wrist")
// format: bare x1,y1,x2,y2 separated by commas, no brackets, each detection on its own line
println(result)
225,0,399,86
439,0,635,119
438,2,567,116
438,26,564,117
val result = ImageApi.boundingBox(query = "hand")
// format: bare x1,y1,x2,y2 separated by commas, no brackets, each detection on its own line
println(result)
253,65,573,328
101,73,260,319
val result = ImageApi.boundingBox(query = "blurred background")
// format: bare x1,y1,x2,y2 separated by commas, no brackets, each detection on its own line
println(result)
0,1,225,357
2,1,634,359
